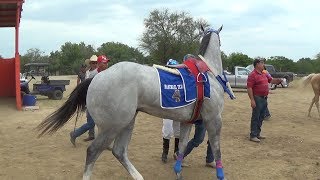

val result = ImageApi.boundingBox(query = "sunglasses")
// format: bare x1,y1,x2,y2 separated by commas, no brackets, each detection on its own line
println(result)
90,61,97,64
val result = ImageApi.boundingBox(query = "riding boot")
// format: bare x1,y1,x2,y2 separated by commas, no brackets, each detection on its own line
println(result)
173,138,179,160
84,128,95,142
162,138,170,163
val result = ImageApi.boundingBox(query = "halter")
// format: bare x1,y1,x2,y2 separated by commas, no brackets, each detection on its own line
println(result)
202,28,221,46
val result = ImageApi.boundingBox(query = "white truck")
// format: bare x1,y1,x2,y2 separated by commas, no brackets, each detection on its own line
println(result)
224,66,251,89
225,66,283,89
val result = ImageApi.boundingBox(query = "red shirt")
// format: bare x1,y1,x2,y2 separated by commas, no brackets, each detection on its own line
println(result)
247,69,272,96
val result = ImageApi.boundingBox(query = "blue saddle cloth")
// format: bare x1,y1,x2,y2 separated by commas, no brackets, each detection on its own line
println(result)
156,68,210,109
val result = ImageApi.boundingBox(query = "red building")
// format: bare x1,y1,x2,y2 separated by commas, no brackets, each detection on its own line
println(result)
0,0,25,110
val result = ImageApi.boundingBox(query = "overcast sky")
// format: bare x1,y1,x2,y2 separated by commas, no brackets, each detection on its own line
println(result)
1,0,319,61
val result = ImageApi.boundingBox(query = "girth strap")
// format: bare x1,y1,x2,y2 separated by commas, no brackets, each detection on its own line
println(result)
183,58,208,123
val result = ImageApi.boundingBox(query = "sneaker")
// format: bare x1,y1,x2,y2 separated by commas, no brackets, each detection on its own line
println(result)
257,135,266,139
161,153,168,163
205,162,216,168
250,137,261,143
83,136,95,142
69,131,76,147
264,115,271,120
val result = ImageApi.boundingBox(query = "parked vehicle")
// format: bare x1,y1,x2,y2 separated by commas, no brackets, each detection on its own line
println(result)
246,64,294,87
23,63,70,100
225,66,282,90
225,66,250,88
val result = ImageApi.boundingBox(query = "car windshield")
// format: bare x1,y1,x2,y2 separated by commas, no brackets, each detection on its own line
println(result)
238,67,251,75
246,65,254,72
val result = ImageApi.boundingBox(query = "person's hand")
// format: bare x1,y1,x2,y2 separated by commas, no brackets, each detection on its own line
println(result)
251,99,256,108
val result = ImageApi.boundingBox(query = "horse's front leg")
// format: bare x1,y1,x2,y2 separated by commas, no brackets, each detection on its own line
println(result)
174,122,192,179
204,115,225,180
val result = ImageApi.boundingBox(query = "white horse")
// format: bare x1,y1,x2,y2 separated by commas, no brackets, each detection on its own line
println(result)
37,25,226,180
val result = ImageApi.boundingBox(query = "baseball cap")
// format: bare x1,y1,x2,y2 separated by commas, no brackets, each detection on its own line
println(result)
97,55,110,63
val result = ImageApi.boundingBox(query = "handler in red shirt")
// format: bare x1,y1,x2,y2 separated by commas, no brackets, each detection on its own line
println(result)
247,58,281,142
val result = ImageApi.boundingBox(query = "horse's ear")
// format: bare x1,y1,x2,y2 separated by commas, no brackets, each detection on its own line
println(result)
218,25,223,33
200,25,205,32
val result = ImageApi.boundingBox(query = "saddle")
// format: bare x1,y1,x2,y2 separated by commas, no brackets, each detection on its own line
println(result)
166,58,209,74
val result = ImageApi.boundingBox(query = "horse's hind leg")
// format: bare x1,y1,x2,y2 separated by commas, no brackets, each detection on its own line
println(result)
308,96,315,117
83,130,115,180
315,95,320,118
204,115,225,180
112,115,143,180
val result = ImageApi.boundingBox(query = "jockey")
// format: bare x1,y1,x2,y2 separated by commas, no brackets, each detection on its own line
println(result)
161,58,180,163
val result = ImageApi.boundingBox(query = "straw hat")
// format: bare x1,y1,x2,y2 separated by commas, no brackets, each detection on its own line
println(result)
84,55,98,65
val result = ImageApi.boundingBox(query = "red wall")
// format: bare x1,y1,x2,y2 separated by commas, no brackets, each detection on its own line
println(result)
0,58,16,97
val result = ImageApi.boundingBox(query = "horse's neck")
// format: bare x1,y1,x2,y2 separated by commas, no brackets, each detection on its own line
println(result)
204,49,223,75
203,33,223,75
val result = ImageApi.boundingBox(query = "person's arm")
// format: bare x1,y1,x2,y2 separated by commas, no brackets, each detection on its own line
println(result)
247,87,256,108
270,78,282,85
247,74,256,108
77,73,81,85
77,77,80,85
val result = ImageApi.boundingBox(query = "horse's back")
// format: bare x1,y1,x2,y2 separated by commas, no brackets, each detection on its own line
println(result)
86,62,160,123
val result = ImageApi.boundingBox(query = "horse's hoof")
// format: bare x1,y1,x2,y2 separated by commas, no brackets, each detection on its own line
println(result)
216,167,225,180
174,160,182,173
176,172,183,180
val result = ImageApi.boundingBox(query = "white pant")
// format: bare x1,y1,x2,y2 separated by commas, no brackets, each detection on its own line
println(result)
162,119,180,139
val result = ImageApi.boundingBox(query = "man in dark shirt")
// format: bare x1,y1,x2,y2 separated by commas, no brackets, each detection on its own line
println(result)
247,58,282,142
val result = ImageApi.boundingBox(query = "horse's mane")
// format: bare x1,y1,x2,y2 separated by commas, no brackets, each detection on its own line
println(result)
302,73,316,87
198,31,212,56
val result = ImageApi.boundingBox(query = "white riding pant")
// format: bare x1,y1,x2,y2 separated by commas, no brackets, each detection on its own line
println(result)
162,119,180,139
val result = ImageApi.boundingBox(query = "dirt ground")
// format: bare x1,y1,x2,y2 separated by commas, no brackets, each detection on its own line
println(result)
0,75,319,180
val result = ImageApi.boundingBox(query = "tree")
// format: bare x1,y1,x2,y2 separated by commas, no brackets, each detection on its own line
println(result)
97,42,146,65
267,56,295,72
57,42,96,75
140,9,209,65
20,48,48,70
296,58,313,74
224,52,252,71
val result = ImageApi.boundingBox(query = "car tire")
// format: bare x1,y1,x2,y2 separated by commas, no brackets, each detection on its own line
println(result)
51,90,63,100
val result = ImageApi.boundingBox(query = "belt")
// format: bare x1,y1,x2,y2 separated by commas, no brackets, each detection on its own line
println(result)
255,95,268,99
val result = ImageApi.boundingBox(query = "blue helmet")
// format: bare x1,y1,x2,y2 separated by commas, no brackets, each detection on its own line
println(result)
166,59,178,65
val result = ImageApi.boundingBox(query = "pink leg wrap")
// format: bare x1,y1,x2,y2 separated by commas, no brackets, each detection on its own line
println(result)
216,160,223,168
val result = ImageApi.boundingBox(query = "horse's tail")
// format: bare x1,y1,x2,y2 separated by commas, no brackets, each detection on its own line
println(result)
302,73,315,87
36,78,93,137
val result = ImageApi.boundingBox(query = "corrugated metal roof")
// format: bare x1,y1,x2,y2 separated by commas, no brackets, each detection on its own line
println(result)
0,0,24,27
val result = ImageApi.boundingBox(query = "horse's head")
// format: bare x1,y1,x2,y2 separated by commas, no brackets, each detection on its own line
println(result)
198,25,223,75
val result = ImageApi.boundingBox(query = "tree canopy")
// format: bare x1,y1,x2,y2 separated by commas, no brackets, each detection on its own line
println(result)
139,9,209,65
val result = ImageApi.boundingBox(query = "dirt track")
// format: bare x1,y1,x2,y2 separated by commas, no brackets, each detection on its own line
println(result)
0,75,319,180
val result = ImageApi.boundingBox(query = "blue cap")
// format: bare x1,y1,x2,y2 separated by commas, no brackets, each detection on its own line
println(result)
166,59,179,65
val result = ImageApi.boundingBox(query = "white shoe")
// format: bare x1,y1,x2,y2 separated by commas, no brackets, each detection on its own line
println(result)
205,162,216,168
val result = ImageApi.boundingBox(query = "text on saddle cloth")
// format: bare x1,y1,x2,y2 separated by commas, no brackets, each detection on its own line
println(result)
155,68,210,109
